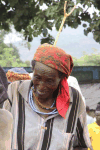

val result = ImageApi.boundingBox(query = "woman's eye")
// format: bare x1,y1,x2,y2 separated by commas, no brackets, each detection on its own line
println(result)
47,79,54,83
34,76,41,80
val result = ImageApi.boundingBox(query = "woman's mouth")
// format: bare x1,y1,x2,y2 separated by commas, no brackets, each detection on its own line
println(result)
37,90,47,95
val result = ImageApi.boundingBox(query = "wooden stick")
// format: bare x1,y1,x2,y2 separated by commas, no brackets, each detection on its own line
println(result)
64,1,67,15
54,1,76,46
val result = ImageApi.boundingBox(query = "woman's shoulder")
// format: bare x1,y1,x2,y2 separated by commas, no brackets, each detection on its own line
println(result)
9,80,31,86
8,80,31,93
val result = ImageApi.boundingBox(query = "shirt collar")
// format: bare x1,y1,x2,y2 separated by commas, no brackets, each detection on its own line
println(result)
18,80,73,103
18,80,32,103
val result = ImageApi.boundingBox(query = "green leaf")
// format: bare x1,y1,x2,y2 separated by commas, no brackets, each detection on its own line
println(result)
76,0,81,4
33,31,38,37
8,0,18,7
94,34,100,42
42,28,48,37
84,29,88,36
87,2,91,7
87,27,91,33
39,0,44,6
72,22,79,29
83,23,87,28
28,35,33,42
81,12,91,21
41,34,54,44
2,23,9,31
0,0,100,45
72,9,77,17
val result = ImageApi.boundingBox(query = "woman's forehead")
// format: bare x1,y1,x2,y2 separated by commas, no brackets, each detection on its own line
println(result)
34,62,59,77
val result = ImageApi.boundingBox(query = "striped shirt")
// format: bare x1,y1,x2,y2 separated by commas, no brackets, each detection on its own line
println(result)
3,80,93,150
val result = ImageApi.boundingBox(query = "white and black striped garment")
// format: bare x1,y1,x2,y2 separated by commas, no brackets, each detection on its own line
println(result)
3,80,93,150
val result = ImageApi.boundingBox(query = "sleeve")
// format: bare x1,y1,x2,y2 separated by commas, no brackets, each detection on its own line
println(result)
3,81,20,112
73,113,93,149
73,92,93,150
3,83,13,111
67,76,86,104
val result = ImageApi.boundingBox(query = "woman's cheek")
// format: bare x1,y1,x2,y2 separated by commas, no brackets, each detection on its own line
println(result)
33,79,38,84
49,84,59,92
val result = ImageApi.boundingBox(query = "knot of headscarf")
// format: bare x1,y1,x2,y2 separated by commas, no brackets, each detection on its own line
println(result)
56,77,70,118
33,43,73,118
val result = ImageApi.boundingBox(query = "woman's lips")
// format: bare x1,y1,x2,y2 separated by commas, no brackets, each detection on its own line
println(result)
37,90,47,95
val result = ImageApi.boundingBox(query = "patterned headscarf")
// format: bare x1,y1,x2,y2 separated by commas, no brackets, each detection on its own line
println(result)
6,68,31,82
33,43,74,118
33,43,73,76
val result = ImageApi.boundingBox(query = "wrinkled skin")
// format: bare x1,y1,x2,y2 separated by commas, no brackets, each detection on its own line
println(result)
32,62,61,104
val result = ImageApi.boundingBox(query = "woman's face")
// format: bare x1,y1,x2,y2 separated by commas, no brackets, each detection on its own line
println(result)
32,62,61,99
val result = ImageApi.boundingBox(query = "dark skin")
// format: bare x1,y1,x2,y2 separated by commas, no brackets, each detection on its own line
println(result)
32,62,61,113
95,112,100,126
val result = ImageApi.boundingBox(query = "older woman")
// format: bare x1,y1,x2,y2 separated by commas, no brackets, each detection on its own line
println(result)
3,43,92,150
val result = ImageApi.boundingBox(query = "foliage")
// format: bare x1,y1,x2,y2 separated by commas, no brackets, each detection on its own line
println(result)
0,46,28,67
0,0,100,44
73,52,100,66
72,57,79,66
25,60,30,67
0,30,30,67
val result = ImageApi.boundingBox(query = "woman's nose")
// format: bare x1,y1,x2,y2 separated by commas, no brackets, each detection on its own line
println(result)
38,81,46,90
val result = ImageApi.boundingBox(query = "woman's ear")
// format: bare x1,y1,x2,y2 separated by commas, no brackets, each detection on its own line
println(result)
31,60,36,71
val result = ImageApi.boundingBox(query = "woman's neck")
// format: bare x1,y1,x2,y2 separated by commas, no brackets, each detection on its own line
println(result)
32,92,56,113
38,97,55,107
34,98,56,114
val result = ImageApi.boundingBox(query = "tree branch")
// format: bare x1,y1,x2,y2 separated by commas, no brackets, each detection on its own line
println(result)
54,1,76,46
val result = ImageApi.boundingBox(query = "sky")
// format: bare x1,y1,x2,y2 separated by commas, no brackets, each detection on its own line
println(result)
4,3,100,62
4,25,100,62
